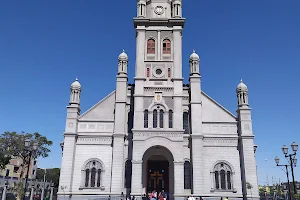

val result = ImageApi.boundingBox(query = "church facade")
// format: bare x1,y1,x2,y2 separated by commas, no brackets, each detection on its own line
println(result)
58,1,259,200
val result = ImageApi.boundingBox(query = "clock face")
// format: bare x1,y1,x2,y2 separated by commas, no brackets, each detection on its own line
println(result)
154,6,164,15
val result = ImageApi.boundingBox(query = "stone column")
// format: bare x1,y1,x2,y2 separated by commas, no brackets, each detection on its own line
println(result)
191,135,204,194
111,135,125,195
157,30,161,60
131,160,143,198
59,134,76,193
2,181,8,200
41,185,45,200
30,186,34,200
50,184,54,200
135,28,145,78
173,161,184,200
134,28,146,130
172,28,183,131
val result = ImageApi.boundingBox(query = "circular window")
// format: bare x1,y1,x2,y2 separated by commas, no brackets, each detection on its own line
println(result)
156,69,162,75
153,66,165,78
154,6,164,15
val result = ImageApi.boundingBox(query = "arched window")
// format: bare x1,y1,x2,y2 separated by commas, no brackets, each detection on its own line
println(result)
147,39,155,54
184,161,191,189
91,168,96,187
168,110,173,128
213,162,233,190
85,169,89,187
163,39,171,54
83,160,103,188
159,109,164,128
153,109,158,128
144,110,149,128
183,112,189,134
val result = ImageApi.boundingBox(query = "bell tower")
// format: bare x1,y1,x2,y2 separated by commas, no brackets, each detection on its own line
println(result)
131,0,186,198
133,0,185,130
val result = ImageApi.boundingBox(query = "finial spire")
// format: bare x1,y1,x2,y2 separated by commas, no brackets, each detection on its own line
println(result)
122,49,125,53
240,79,243,83
76,77,78,81
193,49,195,53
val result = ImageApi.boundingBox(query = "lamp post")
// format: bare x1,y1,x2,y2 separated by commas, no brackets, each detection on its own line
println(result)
275,156,291,200
23,139,38,200
282,142,298,196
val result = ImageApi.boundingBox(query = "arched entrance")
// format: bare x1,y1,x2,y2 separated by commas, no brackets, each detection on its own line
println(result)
142,145,174,200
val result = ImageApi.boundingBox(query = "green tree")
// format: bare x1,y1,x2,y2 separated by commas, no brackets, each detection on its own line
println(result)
246,182,253,199
36,168,60,188
0,138,12,169
259,187,265,198
294,193,300,200
0,131,53,200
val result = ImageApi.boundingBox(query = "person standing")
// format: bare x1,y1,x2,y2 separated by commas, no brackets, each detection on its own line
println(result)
153,190,157,199
161,190,167,200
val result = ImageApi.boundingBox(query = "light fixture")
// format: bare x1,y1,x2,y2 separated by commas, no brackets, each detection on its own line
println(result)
254,145,258,153
24,139,30,147
282,145,288,155
33,143,38,151
292,157,297,167
275,156,280,165
60,142,64,152
291,142,298,153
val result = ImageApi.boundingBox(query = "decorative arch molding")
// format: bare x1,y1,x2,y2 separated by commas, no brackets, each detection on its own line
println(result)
210,160,235,174
161,36,173,43
183,109,189,113
81,158,106,172
135,137,183,161
148,102,169,112
146,36,157,42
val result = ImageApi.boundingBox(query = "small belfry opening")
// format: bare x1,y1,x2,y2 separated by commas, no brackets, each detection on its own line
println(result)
142,145,174,200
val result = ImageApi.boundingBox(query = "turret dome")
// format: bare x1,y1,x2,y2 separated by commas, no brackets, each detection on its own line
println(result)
118,49,128,60
71,78,81,89
236,79,248,92
190,50,200,60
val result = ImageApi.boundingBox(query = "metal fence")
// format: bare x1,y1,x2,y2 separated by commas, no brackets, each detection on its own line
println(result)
0,182,57,200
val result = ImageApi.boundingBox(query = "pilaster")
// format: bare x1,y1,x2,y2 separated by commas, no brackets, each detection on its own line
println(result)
130,160,143,197
134,27,146,130
189,51,204,194
237,107,259,199
111,68,128,194
172,27,183,130
174,161,184,196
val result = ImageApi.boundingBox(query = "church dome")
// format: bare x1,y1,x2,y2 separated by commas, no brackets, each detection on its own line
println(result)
118,50,128,60
236,79,247,92
190,50,199,60
71,78,81,89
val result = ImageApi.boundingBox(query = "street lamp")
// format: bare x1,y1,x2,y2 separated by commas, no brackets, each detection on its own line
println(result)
276,142,298,199
291,142,298,152
274,156,291,200
284,142,298,196
275,156,280,165
23,140,38,200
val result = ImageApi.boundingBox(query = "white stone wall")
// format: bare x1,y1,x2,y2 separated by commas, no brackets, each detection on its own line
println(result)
71,143,113,194
59,135,76,193
202,145,243,196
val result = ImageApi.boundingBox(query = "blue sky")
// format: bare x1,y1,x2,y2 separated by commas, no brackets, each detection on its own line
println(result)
0,0,299,185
